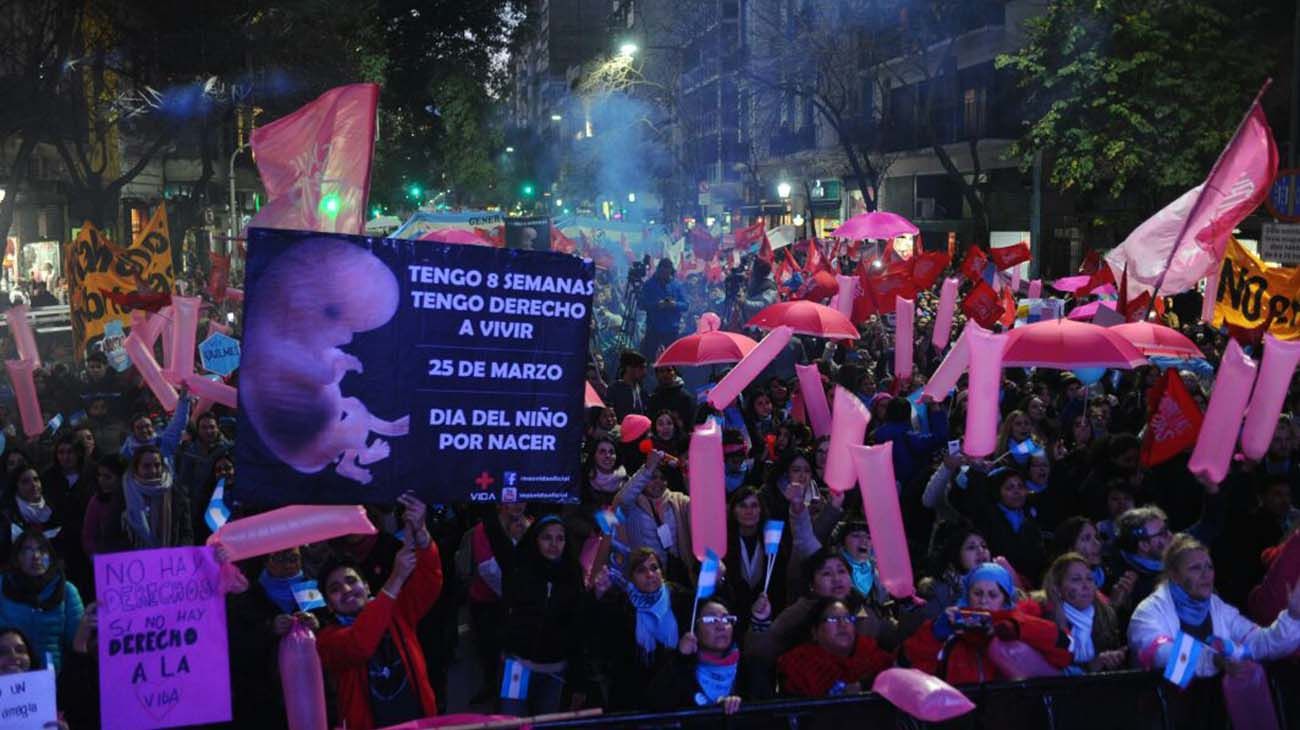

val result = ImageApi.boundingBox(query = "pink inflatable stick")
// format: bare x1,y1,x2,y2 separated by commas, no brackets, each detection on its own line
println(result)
706,325,793,409
124,333,179,412
688,420,728,561
852,443,914,597
1240,334,1300,460
895,296,915,382
835,274,856,320
963,325,1006,457
279,623,329,730
932,277,959,349
795,364,832,438
988,638,1061,679
5,305,40,368
922,321,974,401
1188,338,1259,484
183,373,238,409
5,359,43,437
824,386,870,493
168,295,201,382
872,668,975,723
1027,279,1042,300
208,504,376,562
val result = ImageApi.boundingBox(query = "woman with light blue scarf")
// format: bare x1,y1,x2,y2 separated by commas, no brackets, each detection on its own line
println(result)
648,597,746,715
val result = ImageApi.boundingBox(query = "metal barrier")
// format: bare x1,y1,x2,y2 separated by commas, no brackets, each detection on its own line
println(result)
536,666,1300,730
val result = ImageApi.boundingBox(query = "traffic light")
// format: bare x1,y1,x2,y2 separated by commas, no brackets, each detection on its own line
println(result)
407,184,423,199
319,193,341,217
521,182,535,197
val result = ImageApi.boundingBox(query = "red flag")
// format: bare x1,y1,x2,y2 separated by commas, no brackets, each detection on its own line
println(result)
248,83,380,235
101,290,172,313
910,251,950,290
866,266,916,313
775,250,799,299
1078,249,1102,275
804,239,831,275
757,234,774,264
989,242,1031,271
1140,368,1203,467
960,246,990,283
962,281,1003,328
796,270,838,301
735,220,766,250
1073,263,1116,297
550,227,577,254
690,224,719,260
999,285,1017,328
207,254,230,301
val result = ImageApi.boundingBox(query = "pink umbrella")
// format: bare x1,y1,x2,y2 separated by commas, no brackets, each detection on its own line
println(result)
832,211,919,240
1108,322,1201,358
745,300,858,339
1003,319,1147,369
1066,300,1117,321
656,314,759,367
419,228,494,245
1051,275,1116,297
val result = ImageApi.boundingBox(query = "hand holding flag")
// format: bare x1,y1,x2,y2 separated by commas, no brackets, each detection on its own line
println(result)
762,520,784,593
690,548,721,630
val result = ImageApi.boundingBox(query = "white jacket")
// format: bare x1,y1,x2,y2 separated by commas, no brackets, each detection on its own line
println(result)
1128,582,1300,677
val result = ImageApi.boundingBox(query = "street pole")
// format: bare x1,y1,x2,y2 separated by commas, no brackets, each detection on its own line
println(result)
1030,150,1042,277
227,142,251,254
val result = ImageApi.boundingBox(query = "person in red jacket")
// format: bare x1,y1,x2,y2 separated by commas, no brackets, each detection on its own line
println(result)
317,493,444,730
777,598,895,696
903,562,1071,685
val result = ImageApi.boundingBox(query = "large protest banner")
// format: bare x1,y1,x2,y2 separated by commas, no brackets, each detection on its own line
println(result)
232,228,594,506
1212,237,1300,339
96,546,230,730
64,206,175,358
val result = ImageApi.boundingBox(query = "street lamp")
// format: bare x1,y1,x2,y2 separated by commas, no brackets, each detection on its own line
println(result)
777,181,792,199
550,114,563,122
627,192,637,203
618,42,639,58
505,146,515,153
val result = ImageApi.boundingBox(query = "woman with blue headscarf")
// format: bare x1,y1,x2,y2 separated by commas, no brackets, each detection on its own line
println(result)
903,561,1072,685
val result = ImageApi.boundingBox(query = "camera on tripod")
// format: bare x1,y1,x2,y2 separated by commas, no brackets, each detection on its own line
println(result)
628,255,650,287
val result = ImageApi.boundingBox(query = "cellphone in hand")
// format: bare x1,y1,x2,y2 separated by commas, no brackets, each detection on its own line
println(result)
947,439,962,456
951,609,992,632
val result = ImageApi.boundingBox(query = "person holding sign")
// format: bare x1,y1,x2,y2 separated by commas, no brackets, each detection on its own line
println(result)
0,628,68,730
316,493,443,730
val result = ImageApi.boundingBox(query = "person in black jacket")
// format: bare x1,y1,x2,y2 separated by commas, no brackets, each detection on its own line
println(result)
647,365,695,431
951,467,1047,588
500,514,590,717
648,596,746,715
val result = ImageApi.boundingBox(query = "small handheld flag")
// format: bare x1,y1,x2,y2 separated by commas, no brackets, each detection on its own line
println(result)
1164,632,1204,688
204,478,231,533
690,548,721,630
595,508,621,536
762,521,784,594
291,580,326,611
501,658,531,701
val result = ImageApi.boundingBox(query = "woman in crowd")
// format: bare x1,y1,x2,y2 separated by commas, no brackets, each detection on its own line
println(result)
118,392,191,460
947,467,1047,587
0,529,87,673
1038,552,1126,673
583,435,627,506
649,410,687,458
918,523,993,620
996,410,1040,459
1051,517,1136,610
1129,534,1300,678
122,444,192,548
744,390,780,460
615,449,695,584
648,597,745,714
904,561,1071,685
192,450,234,544
592,548,691,710
81,456,129,567
461,503,529,705
500,514,589,717
724,486,790,631
0,467,66,565
317,494,443,730
777,597,894,697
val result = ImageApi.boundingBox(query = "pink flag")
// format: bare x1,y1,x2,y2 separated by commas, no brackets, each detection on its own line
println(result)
1106,94,1276,296
249,83,380,235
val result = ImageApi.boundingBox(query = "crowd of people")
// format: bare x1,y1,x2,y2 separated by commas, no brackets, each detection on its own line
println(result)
0,239,1298,729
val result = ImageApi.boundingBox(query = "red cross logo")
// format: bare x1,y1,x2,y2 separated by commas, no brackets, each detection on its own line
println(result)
474,471,495,490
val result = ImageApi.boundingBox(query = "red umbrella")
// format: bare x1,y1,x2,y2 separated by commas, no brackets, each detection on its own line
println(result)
745,300,858,339
1003,319,1147,369
584,382,605,409
1108,322,1201,358
655,313,759,367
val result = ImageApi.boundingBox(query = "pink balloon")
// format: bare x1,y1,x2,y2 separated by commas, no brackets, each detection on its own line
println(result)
1201,270,1219,324
1222,661,1281,730
872,668,975,723
168,295,201,382
923,322,972,401
130,310,165,350
835,274,856,320
963,325,1006,457
183,373,238,409
988,638,1061,679
1240,334,1300,460
706,325,793,409
192,397,215,418
932,277,959,349
1027,279,1042,299
224,287,244,303
5,305,40,368
851,443,914,597
4,359,43,437
207,319,232,336
158,305,175,371
895,297,915,382
1010,265,1022,293
795,364,831,438
124,333,179,412
824,386,870,493
207,505,376,561
279,623,328,730
1189,339,1259,484
688,420,728,561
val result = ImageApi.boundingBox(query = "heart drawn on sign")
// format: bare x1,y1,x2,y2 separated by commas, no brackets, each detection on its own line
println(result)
135,679,183,722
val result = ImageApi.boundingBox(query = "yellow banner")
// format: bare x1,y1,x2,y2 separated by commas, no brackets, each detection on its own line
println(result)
65,206,175,357
1212,237,1300,339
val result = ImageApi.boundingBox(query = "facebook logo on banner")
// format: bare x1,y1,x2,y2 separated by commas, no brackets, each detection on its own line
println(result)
500,658,530,700
292,580,326,611
504,471,518,487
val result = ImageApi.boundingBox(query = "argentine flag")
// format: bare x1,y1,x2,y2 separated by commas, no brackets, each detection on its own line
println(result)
763,520,784,556
500,658,531,701
204,479,231,533
292,580,325,611
1163,632,1204,688
595,508,621,536
696,548,720,601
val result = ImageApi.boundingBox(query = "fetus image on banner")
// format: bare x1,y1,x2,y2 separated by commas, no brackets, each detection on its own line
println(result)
242,238,409,484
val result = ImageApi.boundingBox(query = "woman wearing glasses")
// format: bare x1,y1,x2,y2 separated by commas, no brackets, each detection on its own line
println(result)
647,597,746,715
777,598,894,697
